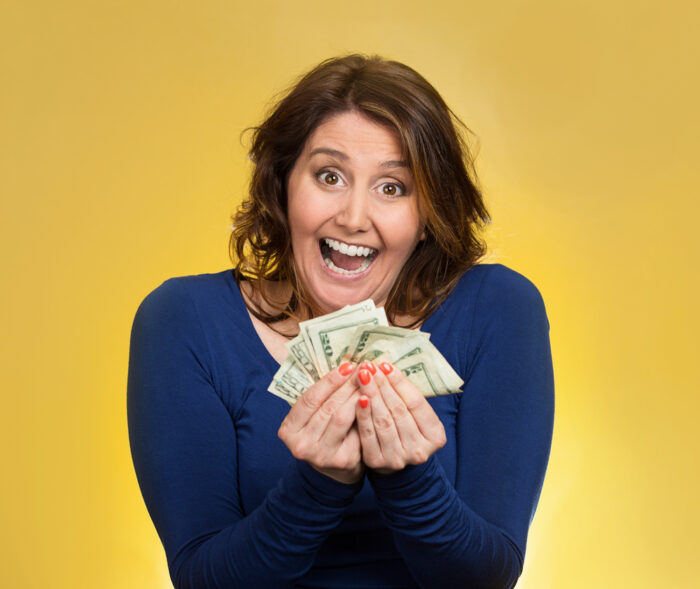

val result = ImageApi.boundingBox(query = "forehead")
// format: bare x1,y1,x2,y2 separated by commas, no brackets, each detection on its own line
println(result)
302,111,404,160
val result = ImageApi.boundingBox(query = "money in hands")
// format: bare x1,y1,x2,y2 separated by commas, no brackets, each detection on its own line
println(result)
267,299,463,405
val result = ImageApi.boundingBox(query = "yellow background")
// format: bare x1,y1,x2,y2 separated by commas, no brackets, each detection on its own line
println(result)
2,0,699,587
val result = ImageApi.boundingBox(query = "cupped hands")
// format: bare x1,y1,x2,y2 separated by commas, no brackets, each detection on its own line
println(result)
277,362,364,485
278,359,447,482
354,361,447,474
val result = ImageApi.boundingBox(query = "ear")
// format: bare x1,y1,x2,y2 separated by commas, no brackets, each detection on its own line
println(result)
419,226,427,241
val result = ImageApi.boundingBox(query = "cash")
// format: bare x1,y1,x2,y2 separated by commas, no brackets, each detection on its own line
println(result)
267,299,463,405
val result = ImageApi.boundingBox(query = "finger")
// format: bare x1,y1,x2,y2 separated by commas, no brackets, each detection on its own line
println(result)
372,367,424,451
343,425,361,457
356,393,382,463
318,389,361,449
282,362,355,433
333,422,362,470
300,371,360,442
313,426,362,480
358,365,402,460
378,361,446,445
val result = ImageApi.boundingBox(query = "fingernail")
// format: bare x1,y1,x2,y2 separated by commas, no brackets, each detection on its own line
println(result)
338,362,354,376
360,361,376,374
358,369,371,385
358,397,369,409
378,361,393,375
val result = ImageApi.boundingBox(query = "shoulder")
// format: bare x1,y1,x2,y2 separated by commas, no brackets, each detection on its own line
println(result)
458,264,550,349
136,269,235,312
422,264,548,370
433,263,545,321
456,263,543,303
434,264,549,350
132,269,239,338
141,269,234,303
450,265,553,392
449,263,547,323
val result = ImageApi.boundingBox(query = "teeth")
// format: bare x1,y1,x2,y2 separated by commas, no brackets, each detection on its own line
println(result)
323,238,376,257
323,255,373,275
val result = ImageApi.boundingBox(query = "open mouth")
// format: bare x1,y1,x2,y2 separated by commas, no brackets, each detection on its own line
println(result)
320,238,377,275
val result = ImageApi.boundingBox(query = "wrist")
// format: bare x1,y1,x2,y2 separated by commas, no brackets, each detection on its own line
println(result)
312,463,365,485
367,455,436,488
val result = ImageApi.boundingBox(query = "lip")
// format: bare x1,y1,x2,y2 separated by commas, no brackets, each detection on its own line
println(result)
321,236,378,252
317,242,379,280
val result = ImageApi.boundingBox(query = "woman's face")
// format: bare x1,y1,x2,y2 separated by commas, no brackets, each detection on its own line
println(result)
286,110,425,315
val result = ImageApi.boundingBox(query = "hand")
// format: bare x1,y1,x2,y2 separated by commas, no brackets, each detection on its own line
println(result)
278,362,364,484
355,361,447,474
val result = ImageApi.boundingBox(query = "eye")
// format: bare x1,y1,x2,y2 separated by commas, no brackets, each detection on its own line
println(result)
378,182,405,197
317,170,343,186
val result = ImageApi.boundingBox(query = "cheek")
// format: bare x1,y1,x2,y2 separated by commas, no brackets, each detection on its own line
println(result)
287,192,330,250
288,213,315,250
383,208,423,253
287,185,312,239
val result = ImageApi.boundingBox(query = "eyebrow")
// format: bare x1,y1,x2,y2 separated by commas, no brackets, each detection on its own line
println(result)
380,160,408,169
308,147,408,169
308,148,348,160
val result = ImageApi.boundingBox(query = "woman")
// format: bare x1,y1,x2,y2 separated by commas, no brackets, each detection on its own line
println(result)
128,54,554,588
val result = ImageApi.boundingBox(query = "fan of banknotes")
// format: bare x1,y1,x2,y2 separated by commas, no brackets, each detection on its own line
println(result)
268,299,464,405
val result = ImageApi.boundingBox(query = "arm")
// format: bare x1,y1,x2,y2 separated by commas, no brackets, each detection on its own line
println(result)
361,267,555,588
127,279,362,589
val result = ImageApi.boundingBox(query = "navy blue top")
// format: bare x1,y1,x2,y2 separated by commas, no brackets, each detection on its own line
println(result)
127,263,554,589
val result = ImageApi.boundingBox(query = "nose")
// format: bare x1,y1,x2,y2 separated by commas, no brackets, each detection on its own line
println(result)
335,187,372,233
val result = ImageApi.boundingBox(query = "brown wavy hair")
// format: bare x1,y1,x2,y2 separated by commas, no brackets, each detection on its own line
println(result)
230,54,490,329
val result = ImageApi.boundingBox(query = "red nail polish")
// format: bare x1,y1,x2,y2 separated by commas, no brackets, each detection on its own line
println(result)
338,362,354,376
362,361,377,375
379,361,393,375
359,398,369,409
358,370,371,385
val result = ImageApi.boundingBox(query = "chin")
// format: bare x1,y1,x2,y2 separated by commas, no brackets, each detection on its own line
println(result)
319,290,372,312
312,282,378,313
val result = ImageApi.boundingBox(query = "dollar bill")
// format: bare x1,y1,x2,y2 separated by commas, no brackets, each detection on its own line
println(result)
424,347,463,393
372,335,463,393
395,354,447,396
299,300,377,373
345,325,430,363
268,356,314,405
268,378,301,405
356,334,430,365
285,335,320,381
267,298,462,405
307,308,388,374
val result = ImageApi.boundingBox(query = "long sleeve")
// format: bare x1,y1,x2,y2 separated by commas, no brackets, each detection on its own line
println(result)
127,279,362,589
367,265,555,588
